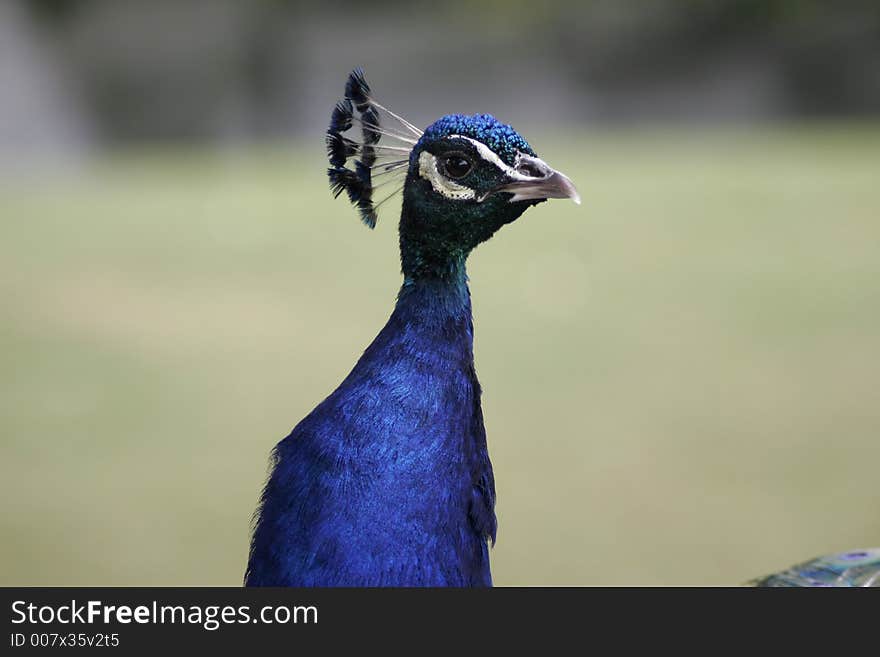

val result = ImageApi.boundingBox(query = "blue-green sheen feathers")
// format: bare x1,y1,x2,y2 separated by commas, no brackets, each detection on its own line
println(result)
413,113,537,166
752,548,880,587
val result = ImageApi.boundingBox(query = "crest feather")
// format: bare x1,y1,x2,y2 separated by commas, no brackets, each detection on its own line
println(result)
325,68,422,228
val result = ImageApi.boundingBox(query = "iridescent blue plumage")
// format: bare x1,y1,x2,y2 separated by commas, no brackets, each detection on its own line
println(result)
414,113,536,166
246,275,494,586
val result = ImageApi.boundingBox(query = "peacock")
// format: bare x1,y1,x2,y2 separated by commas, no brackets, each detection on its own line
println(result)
244,69,880,587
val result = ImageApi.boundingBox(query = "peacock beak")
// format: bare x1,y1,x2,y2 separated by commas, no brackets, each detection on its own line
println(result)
494,154,581,205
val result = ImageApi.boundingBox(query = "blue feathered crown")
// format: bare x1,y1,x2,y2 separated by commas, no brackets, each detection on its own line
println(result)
326,68,423,228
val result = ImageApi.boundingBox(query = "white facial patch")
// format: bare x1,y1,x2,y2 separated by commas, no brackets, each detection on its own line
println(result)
418,135,553,203
417,150,476,201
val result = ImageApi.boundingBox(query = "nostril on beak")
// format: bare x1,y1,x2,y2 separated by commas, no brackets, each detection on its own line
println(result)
513,154,556,180
516,161,548,178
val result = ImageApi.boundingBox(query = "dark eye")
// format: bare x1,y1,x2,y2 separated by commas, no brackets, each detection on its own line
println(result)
442,155,472,179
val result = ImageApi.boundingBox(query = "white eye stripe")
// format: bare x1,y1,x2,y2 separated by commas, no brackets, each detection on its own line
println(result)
446,135,535,182
417,135,546,202
417,150,476,200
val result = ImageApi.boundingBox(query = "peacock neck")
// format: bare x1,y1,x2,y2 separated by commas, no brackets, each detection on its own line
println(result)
399,234,470,286
395,259,473,336
395,197,475,344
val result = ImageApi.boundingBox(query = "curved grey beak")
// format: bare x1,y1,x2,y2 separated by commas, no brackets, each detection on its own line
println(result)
494,154,581,205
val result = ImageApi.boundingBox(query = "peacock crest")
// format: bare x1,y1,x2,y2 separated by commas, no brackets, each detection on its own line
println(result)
325,68,423,228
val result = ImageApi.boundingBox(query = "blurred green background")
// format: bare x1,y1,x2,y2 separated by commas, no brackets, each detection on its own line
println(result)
3,127,879,585
2,1,880,585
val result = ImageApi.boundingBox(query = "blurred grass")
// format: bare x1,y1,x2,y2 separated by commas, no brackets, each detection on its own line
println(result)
1,124,879,585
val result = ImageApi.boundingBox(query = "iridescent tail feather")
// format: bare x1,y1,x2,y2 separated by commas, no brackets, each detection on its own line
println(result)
751,548,880,587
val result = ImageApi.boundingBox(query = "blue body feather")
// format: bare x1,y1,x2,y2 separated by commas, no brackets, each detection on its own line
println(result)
246,270,496,586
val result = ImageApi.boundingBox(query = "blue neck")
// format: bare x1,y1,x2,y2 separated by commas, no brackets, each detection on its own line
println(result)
398,258,471,328
398,185,472,283
245,232,495,586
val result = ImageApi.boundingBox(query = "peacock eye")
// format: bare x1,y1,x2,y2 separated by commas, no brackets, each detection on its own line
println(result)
441,155,473,179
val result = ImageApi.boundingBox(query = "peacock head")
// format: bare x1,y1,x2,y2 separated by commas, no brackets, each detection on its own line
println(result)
326,69,579,279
